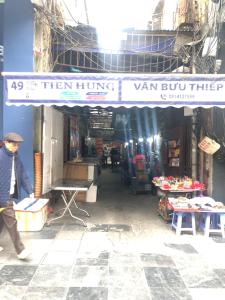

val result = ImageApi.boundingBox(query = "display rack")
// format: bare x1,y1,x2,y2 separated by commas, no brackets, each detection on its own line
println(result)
168,139,180,168
157,187,197,222
153,176,205,222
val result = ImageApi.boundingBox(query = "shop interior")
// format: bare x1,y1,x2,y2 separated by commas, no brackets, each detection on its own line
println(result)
55,105,194,202
37,104,225,237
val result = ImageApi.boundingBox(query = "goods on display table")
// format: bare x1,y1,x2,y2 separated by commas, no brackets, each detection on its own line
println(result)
169,196,225,237
169,196,225,210
152,176,205,222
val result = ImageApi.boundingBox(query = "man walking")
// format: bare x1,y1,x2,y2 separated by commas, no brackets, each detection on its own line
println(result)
0,132,33,259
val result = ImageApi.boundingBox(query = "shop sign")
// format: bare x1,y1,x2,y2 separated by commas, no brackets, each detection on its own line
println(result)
3,72,225,108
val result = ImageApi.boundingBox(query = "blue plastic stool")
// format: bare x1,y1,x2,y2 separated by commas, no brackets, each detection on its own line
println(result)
171,211,196,236
201,212,225,238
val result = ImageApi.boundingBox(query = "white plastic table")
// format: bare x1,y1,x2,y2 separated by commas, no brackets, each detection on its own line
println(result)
48,179,92,227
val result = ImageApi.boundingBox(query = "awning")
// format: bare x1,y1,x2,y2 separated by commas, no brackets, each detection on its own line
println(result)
2,72,225,108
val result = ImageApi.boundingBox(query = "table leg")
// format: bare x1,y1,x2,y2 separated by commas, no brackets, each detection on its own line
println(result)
191,213,196,235
204,214,210,237
61,191,88,226
69,191,90,217
220,214,225,238
176,213,182,236
47,191,88,227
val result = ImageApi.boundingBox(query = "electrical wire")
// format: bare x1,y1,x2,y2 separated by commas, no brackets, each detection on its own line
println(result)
36,0,224,74
39,1,180,63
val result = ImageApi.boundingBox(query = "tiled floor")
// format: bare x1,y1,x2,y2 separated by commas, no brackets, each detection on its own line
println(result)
1,167,225,299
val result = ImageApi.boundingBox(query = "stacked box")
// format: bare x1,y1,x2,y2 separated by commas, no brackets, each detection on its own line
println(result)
14,198,49,231
86,183,98,202
136,160,145,171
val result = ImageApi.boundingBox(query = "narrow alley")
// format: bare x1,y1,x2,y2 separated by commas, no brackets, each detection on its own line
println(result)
1,167,225,299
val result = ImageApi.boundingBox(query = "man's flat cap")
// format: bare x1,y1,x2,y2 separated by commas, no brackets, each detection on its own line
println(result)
4,132,24,142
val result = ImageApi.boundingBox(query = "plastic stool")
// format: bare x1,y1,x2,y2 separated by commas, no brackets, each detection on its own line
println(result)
203,212,225,238
171,211,196,236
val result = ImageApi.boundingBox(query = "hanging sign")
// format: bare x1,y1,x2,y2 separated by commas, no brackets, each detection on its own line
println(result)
198,136,221,155
2,72,225,107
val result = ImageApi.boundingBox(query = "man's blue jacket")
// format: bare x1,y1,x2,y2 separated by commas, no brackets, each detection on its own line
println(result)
0,145,32,206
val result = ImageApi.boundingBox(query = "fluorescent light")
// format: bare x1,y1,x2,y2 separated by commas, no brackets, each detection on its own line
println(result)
147,137,153,143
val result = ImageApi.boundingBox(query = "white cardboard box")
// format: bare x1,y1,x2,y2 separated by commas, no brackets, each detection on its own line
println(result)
86,184,97,202
14,198,49,231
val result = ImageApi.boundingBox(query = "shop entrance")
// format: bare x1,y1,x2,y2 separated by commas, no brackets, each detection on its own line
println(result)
57,105,193,200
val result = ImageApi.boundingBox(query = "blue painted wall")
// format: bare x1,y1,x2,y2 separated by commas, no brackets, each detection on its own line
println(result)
2,0,34,193
0,2,3,138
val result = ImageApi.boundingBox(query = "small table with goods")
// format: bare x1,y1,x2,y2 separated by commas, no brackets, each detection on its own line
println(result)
152,176,205,222
47,179,92,227
169,196,225,237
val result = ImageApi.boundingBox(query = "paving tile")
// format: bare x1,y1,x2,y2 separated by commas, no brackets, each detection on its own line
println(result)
213,269,225,287
164,243,198,254
173,253,206,265
66,287,108,300
76,258,108,266
62,224,88,231
77,251,109,260
109,266,147,288
150,287,192,300
49,239,81,251
140,253,176,267
0,265,37,286
29,265,72,287
79,232,112,253
212,237,225,243
189,288,225,300
20,230,58,239
144,267,186,288
108,224,132,232
70,266,108,287
109,252,141,266
89,224,109,232
89,224,132,232
24,239,53,251
43,223,64,231
55,230,84,240
179,264,223,288
0,251,45,265
0,285,27,300
0,251,15,264
41,251,76,265
22,287,66,300
75,250,108,266
108,286,151,300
